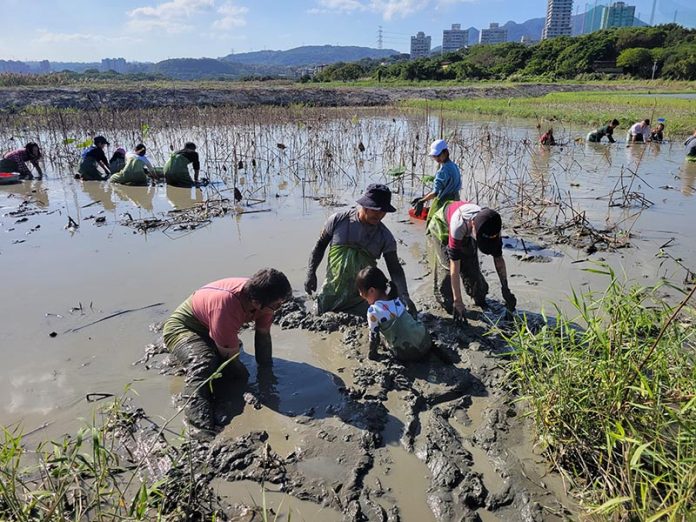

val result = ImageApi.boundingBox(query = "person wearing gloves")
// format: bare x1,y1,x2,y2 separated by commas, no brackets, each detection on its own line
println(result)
162,268,292,433
78,136,111,180
0,142,43,180
411,139,461,230
110,144,157,186
427,200,516,321
305,183,416,316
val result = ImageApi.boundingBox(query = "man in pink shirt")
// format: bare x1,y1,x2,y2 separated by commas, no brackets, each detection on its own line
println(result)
163,268,292,433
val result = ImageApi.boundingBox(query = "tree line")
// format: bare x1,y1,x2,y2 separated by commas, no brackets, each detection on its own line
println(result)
311,24,696,82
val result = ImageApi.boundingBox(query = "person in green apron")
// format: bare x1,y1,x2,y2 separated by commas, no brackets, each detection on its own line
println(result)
110,144,157,186
78,136,111,181
304,184,415,316
587,119,619,143
427,200,516,322
164,142,200,187
410,139,461,234
357,266,431,362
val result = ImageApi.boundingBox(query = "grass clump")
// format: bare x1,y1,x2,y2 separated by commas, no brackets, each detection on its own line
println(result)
504,266,696,520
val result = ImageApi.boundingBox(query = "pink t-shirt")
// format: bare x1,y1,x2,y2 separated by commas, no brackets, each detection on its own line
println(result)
190,278,273,353
445,199,481,250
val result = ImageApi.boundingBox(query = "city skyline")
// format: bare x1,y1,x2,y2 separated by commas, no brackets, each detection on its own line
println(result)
1,0,694,62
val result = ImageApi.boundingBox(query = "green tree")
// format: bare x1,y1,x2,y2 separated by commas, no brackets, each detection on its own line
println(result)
616,47,653,78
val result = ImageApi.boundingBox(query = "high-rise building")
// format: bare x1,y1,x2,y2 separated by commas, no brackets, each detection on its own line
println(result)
479,23,507,45
582,5,606,33
410,31,431,59
542,0,573,39
442,24,468,53
101,58,127,73
601,2,635,29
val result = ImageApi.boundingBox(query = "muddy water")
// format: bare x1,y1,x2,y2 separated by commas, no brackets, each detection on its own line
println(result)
2,113,695,520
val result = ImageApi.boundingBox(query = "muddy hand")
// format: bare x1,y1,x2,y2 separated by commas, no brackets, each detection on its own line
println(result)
304,272,317,295
453,302,468,326
502,286,517,312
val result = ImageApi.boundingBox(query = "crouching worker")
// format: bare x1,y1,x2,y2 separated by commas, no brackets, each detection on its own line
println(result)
357,266,431,362
110,144,156,186
164,142,200,187
428,201,516,322
163,268,292,433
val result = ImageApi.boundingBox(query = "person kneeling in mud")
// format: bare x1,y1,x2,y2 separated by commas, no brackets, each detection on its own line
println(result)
304,183,415,316
163,269,292,433
357,266,431,362
428,201,516,322
164,142,201,188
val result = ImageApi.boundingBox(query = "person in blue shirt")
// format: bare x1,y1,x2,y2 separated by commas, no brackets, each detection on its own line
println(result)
411,139,462,231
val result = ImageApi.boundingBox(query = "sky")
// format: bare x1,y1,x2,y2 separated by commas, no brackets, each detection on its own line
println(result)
1,0,694,62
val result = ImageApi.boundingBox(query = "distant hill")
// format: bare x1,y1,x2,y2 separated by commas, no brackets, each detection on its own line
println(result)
220,45,399,67
502,12,647,43
152,58,289,80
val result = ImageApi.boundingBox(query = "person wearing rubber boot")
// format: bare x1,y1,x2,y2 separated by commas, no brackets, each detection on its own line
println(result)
304,183,415,317
163,268,292,434
427,200,516,323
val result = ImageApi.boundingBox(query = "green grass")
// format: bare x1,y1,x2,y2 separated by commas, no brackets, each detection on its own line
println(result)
502,265,696,520
404,90,696,134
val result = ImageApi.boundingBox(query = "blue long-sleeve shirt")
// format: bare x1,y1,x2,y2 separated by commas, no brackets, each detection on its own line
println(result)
433,160,462,200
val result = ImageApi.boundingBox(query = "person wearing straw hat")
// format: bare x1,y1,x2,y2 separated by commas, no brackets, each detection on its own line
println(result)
410,139,461,229
305,183,415,316
427,200,516,322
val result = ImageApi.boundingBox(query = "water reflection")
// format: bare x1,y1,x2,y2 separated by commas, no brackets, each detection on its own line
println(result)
681,161,696,197
166,186,203,209
111,184,156,211
80,181,116,211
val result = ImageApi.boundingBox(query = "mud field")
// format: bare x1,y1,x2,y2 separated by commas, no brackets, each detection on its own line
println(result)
0,82,644,112
1,109,695,521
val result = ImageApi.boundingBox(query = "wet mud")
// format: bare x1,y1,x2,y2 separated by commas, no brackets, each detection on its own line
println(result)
0,82,639,112
136,297,570,521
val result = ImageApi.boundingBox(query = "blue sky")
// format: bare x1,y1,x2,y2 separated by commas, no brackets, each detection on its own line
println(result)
1,0,693,62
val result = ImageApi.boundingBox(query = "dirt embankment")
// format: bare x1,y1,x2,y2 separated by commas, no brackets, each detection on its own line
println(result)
0,83,631,112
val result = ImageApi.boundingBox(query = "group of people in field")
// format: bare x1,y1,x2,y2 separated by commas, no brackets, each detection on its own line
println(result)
159,138,516,434
538,118,695,151
0,137,204,187
3,127,695,435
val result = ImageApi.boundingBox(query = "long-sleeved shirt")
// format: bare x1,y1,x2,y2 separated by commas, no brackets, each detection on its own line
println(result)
3,148,40,177
629,122,651,141
432,160,462,200
174,149,200,170
81,145,109,165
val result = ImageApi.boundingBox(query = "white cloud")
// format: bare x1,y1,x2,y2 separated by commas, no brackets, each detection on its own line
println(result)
127,0,214,33
213,2,249,30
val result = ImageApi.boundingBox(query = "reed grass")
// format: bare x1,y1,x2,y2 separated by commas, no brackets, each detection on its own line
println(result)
503,265,696,520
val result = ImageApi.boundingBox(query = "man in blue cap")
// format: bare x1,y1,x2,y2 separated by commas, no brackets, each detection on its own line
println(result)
305,183,415,316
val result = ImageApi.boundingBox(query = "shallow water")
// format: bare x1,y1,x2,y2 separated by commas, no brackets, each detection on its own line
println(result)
1,112,695,519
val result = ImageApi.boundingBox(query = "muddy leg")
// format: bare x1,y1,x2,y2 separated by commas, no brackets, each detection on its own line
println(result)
460,238,489,308
429,237,454,314
170,336,222,432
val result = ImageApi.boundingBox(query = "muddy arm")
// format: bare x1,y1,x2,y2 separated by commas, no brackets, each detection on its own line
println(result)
305,232,331,294
30,159,43,178
254,329,273,366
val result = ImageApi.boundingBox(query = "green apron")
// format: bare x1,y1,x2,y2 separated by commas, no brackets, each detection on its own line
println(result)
79,158,106,181
425,195,455,235
110,157,149,186
426,203,450,243
164,153,194,187
380,311,431,361
317,244,375,315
